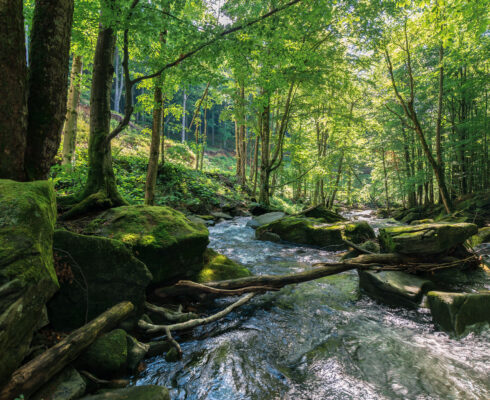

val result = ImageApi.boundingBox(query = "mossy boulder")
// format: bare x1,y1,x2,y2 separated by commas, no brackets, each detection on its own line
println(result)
81,385,170,400
247,211,285,229
0,180,59,386
303,205,346,223
379,223,478,256
85,205,209,285
32,367,86,400
77,329,128,378
194,248,251,283
358,270,435,308
256,230,282,243
48,230,152,331
256,217,374,249
468,227,490,247
427,291,490,336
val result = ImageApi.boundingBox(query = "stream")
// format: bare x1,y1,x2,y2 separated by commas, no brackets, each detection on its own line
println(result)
135,212,490,400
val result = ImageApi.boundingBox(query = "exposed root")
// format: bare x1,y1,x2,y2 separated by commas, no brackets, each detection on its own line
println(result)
61,191,126,220
145,302,198,322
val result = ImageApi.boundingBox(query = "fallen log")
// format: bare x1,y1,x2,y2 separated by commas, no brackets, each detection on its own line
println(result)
0,301,134,400
145,302,198,322
342,239,375,255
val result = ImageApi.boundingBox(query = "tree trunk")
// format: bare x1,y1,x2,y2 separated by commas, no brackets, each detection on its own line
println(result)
144,85,163,205
259,98,271,205
381,148,390,213
62,54,83,170
0,302,134,400
181,90,187,143
25,0,74,180
0,0,27,181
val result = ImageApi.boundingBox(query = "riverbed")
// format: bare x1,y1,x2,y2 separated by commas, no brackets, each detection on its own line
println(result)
135,213,490,400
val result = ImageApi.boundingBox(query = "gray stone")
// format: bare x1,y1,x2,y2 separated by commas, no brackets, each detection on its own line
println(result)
81,385,170,400
247,212,285,229
32,367,86,400
427,291,490,336
211,211,233,220
358,270,435,308
256,231,282,243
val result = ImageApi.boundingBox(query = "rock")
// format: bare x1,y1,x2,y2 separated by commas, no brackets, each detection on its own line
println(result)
194,248,251,283
211,211,233,220
249,202,274,216
379,223,478,256
77,329,128,378
303,205,346,222
468,227,490,247
85,205,209,285
126,335,149,371
0,180,59,386
81,385,170,400
256,217,374,249
247,211,285,229
32,367,86,400
358,270,435,308
427,291,490,336
48,230,152,331
256,230,282,243
410,218,434,225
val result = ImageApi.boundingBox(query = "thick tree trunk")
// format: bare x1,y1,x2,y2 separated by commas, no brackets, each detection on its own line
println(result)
144,86,163,205
259,98,271,204
62,54,83,169
25,0,74,180
0,0,27,181
0,302,134,400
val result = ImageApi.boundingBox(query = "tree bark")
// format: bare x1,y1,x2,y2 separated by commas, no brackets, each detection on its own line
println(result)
62,54,83,170
0,0,27,181
0,302,134,400
144,85,163,205
25,0,74,180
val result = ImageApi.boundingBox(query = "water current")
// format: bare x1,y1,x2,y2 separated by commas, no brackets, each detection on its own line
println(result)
135,211,490,400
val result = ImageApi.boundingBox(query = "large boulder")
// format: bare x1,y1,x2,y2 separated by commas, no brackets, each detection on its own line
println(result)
358,270,435,308
247,211,285,229
194,248,251,283
85,205,209,285
0,180,59,385
32,367,86,400
81,386,170,400
48,230,152,331
303,205,346,223
427,291,490,336
379,223,478,256
256,217,374,249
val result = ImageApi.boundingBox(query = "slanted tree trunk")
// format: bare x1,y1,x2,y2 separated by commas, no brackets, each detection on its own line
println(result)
25,0,75,180
0,0,27,181
62,54,83,170
144,85,163,205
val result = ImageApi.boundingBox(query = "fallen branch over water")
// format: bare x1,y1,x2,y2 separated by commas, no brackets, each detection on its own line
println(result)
0,301,134,400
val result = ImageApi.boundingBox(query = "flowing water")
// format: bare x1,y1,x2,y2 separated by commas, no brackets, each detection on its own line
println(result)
135,212,490,400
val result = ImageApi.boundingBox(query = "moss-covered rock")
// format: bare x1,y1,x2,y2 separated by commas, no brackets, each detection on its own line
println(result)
48,230,152,331
358,270,435,308
0,180,59,386
379,223,478,256
303,205,346,223
427,291,490,336
247,211,285,229
194,248,251,283
468,227,490,247
85,205,209,285
81,385,170,400
341,240,380,261
256,230,282,243
77,329,128,378
410,218,434,225
256,217,374,249
32,367,86,400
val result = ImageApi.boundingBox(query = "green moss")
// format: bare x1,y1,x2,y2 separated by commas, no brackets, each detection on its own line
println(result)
195,249,251,283
78,329,128,378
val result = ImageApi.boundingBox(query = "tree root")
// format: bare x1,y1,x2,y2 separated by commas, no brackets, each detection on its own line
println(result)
145,302,198,323
61,191,127,220
79,370,129,389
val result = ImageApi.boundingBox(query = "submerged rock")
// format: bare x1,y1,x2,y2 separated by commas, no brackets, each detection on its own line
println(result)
195,248,251,282
303,205,346,223
81,385,170,400
211,211,233,220
379,223,478,256
427,291,490,336
85,205,209,285
256,230,282,243
77,329,128,378
0,180,59,385
256,216,374,249
48,230,152,331
358,270,435,308
247,211,285,228
32,367,86,400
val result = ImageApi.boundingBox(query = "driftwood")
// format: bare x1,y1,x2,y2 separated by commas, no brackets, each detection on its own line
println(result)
79,370,129,389
145,301,198,322
0,301,134,400
342,239,375,255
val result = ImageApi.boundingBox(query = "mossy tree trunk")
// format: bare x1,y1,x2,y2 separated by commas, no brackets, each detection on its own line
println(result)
25,0,74,180
145,85,163,205
62,54,83,170
0,0,27,181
